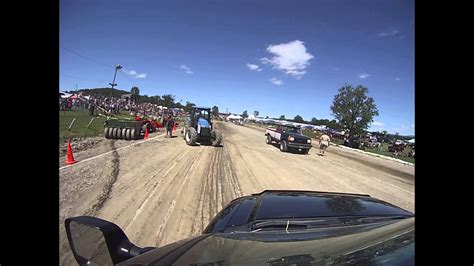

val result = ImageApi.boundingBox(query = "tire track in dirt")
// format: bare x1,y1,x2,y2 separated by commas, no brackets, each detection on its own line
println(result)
85,140,120,216
110,150,190,228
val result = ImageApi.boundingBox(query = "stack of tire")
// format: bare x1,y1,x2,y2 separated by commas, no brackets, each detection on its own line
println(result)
104,127,141,140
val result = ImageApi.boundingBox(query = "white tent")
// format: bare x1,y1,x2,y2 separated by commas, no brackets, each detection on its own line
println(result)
226,114,243,121
60,92,72,99
408,139,415,144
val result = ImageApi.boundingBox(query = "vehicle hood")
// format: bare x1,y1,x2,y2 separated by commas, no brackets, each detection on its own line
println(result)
123,217,414,265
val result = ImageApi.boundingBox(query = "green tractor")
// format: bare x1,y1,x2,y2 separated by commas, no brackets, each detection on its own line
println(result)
182,107,222,146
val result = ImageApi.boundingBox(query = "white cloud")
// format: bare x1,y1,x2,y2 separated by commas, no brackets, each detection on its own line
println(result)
180,64,194,74
124,69,146,79
180,65,191,71
261,40,314,79
372,121,385,127
246,63,263,72
359,73,371,79
378,28,400,37
270,77,283,86
396,77,400,81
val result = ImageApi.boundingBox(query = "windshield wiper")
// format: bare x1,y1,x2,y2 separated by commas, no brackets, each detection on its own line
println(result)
251,216,410,231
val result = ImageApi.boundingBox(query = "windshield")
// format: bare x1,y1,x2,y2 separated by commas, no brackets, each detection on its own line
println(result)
284,127,301,134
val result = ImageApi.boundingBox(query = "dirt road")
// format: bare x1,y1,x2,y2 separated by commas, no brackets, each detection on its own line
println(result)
59,121,414,265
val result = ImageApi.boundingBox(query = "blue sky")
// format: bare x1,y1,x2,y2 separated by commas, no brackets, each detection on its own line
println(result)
60,0,414,135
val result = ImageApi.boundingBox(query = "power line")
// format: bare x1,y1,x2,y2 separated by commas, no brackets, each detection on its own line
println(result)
60,45,115,69
60,72,108,83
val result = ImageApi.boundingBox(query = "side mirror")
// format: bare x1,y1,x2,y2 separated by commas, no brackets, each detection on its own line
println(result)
65,216,153,265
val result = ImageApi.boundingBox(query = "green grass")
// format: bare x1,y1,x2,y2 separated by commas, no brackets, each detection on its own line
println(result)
302,130,414,164
60,108,108,142
363,143,415,164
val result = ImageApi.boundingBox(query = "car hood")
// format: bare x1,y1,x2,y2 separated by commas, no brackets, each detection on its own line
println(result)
123,217,414,265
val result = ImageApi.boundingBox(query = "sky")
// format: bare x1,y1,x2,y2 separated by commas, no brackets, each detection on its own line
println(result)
60,0,414,135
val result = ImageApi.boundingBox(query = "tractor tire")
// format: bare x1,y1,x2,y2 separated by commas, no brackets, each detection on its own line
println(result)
211,130,222,147
112,128,118,139
121,128,127,140
130,128,137,140
110,128,116,139
185,127,198,145
280,140,288,152
266,135,272,144
125,128,132,140
182,128,187,140
104,127,111,139
117,128,123,139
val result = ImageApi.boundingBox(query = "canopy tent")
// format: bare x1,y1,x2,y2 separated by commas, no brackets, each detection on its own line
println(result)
60,92,72,99
408,139,415,144
226,114,243,120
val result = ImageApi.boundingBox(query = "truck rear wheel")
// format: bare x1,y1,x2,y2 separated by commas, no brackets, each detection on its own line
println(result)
266,135,272,144
185,127,198,145
280,140,288,152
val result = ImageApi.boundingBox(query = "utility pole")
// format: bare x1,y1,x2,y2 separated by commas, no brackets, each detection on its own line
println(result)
109,64,123,98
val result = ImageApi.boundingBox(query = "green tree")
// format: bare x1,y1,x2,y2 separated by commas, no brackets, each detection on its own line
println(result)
254,111,259,117
330,84,379,137
294,115,304,123
183,101,196,112
242,110,248,118
279,115,286,120
310,117,318,125
161,94,175,107
130,86,140,103
212,106,219,117
265,116,269,119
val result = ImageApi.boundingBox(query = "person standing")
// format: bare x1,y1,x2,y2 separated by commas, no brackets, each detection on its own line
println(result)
166,115,175,138
319,133,331,156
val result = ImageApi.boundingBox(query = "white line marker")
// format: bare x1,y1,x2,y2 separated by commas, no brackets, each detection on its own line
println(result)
60,133,166,170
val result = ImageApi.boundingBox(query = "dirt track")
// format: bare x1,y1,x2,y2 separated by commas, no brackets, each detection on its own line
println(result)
59,121,414,265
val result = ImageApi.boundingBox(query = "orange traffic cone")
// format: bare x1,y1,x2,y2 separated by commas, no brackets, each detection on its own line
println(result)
172,122,177,132
65,139,77,165
144,127,149,140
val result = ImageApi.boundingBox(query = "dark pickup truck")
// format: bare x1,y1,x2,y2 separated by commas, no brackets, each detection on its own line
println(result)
265,124,312,154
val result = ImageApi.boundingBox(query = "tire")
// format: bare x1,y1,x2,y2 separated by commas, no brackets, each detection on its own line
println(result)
121,128,127,140
185,127,198,145
211,130,222,147
125,128,131,140
117,128,123,139
109,128,116,139
280,140,288,152
266,135,272,144
302,149,310,154
112,127,120,139
182,128,187,140
130,128,137,140
104,127,111,139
